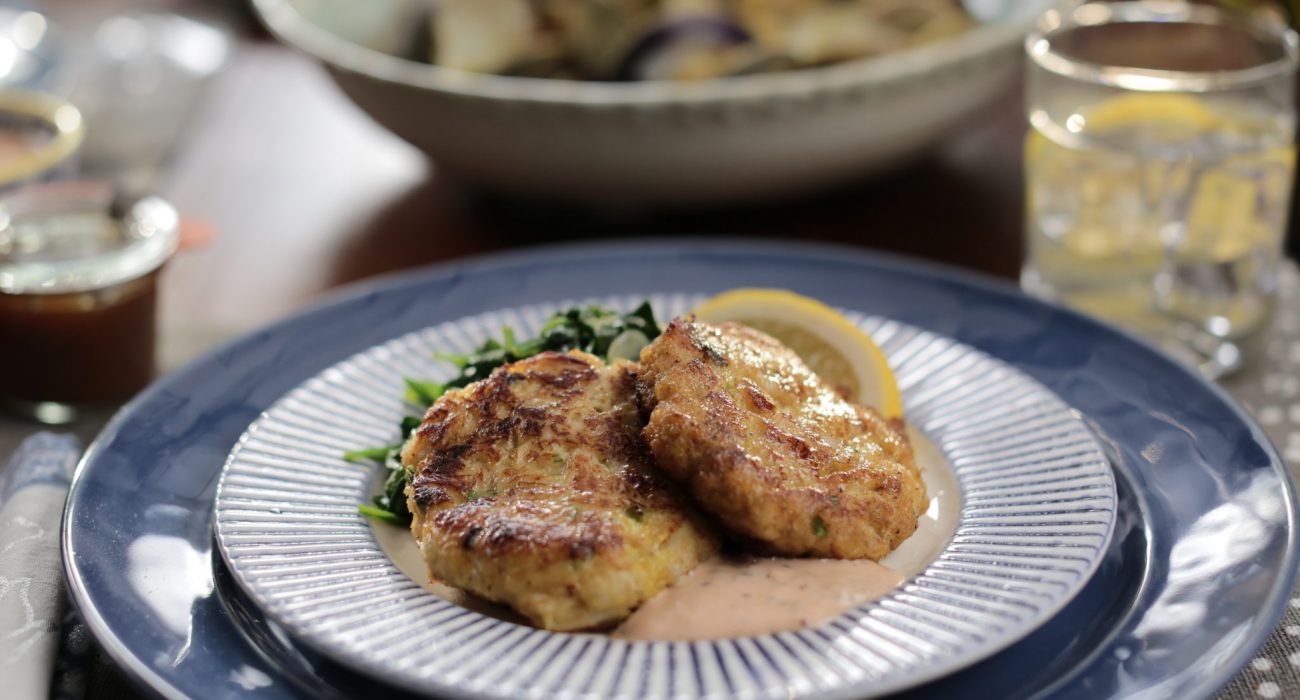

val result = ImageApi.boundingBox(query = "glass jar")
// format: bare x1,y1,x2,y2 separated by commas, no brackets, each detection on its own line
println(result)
0,181,180,423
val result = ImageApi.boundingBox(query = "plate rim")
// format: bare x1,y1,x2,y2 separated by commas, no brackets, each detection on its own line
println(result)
211,295,1119,700
61,239,1300,700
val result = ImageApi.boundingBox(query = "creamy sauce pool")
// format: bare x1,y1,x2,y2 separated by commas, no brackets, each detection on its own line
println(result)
372,425,959,638
614,556,901,639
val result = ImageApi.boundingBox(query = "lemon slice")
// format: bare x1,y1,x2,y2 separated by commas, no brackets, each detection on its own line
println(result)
1083,93,1220,131
693,288,903,418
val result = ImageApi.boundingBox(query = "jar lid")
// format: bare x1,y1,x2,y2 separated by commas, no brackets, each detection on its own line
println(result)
0,181,179,294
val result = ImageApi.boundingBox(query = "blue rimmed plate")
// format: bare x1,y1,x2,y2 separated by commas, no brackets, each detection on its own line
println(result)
212,294,1116,700
63,241,1297,699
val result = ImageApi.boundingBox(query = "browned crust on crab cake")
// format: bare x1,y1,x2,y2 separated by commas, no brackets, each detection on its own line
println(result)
402,350,717,631
636,317,926,560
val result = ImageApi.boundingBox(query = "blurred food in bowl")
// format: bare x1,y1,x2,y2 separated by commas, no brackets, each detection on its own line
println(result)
425,0,971,81
252,0,1047,204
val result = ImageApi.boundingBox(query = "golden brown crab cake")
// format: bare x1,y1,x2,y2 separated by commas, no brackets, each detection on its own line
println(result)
637,317,926,560
402,350,717,631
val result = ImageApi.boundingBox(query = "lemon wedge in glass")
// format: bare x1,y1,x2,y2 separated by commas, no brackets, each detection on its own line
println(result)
693,288,903,418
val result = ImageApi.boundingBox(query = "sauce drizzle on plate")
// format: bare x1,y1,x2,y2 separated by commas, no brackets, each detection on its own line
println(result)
614,556,903,640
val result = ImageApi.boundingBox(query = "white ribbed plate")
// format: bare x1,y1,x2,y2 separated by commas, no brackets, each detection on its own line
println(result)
214,293,1117,700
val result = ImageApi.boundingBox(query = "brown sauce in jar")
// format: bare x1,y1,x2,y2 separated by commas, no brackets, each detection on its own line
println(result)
0,272,158,405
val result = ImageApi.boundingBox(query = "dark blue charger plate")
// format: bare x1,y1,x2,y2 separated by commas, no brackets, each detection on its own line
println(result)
62,240,1298,699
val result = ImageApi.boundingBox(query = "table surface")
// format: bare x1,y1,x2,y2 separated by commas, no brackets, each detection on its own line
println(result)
5,9,1300,700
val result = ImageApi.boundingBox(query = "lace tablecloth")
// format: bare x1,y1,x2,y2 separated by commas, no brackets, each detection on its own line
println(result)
3,264,1300,700
1216,263,1300,700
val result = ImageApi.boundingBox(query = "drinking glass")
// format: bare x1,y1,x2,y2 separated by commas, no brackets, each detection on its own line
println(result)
1022,1,1298,378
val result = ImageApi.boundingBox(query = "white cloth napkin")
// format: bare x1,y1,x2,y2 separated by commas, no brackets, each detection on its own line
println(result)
0,433,80,700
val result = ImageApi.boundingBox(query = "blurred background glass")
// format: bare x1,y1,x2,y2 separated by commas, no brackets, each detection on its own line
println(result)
37,0,231,192
1022,1,1298,378
63,10,230,191
0,6,62,90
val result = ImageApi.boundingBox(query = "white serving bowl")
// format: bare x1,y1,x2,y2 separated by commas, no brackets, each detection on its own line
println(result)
252,0,1049,205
